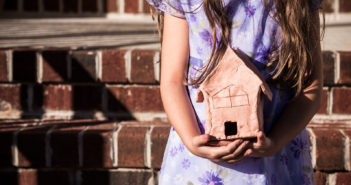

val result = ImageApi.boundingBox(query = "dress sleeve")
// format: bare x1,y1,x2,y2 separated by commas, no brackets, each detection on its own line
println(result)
309,0,324,12
145,0,186,18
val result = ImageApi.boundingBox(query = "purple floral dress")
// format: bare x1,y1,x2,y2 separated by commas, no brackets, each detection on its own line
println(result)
145,0,323,184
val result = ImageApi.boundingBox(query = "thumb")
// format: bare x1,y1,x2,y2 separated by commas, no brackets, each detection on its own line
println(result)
254,131,265,148
192,134,210,147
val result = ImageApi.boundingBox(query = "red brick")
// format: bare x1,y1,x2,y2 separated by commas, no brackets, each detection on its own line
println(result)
321,0,334,13
0,50,8,82
101,49,127,82
17,125,53,167
82,0,98,12
43,84,72,111
151,126,170,168
338,51,351,84
63,0,78,13
72,85,102,111
336,173,351,185
312,128,345,170
23,0,38,11
18,169,38,185
317,89,328,114
125,0,139,13
0,84,23,111
43,0,60,11
3,0,17,11
71,51,98,82
83,122,115,167
81,170,152,185
314,172,326,185
339,0,351,12
42,50,69,82
118,126,147,167
50,125,85,167
107,85,163,112
332,88,351,114
36,169,76,185
322,51,335,85
13,50,37,82
103,0,118,13
130,49,157,83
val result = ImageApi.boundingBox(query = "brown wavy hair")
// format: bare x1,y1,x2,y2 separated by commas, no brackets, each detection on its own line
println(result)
148,0,325,99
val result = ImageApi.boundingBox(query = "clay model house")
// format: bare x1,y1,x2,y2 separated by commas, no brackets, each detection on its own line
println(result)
195,45,273,140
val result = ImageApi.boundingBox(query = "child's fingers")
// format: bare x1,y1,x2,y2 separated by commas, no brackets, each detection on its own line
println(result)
209,139,243,159
226,149,253,164
220,140,251,161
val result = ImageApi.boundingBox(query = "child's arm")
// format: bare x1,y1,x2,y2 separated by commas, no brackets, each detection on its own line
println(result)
249,11,324,157
160,13,252,163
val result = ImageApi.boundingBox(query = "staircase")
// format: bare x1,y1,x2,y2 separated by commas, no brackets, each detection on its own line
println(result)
1,0,351,185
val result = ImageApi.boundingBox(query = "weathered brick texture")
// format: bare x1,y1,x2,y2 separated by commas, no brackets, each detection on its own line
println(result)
130,49,159,84
333,88,351,114
0,51,9,82
101,49,128,83
339,52,351,84
312,128,345,171
117,126,148,167
151,126,170,168
1,119,351,185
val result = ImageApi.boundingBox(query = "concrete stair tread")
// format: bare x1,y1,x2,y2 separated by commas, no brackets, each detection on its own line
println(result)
0,18,161,49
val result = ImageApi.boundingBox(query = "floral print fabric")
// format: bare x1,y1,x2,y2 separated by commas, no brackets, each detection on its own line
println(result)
145,0,323,184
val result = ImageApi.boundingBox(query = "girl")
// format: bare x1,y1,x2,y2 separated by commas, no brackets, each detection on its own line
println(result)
145,0,324,184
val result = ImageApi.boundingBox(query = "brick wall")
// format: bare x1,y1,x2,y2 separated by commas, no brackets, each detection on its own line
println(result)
0,47,351,185
0,48,163,121
0,0,151,17
1,0,351,17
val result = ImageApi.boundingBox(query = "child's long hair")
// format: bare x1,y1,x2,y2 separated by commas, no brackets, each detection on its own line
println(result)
148,0,325,99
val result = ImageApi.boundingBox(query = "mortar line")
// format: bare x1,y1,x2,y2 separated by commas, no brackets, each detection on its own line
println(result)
339,129,350,171
335,51,340,84
78,125,89,167
113,123,122,167
45,125,57,167
327,173,336,185
96,50,102,81
138,0,143,13
37,51,43,83
145,126,153,168
306,128,316,169
12,126,25,167
7,50,12,82
154,51,160,82
125,49,132,82
118,0,124,14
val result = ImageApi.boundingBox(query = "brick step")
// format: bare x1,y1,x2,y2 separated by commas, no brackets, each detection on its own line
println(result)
0,119,170,169
0,47,165,120
0,119,351,185
1,48,351,119
0,18,158,49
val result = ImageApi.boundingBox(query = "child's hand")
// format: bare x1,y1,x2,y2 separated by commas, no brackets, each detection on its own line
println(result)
189,134,252,164
248,131,278,157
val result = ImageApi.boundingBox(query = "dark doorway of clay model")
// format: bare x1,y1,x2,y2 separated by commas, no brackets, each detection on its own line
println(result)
224,121,238,136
